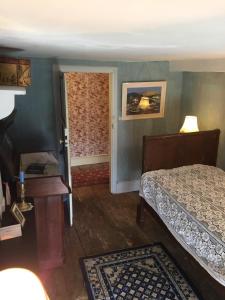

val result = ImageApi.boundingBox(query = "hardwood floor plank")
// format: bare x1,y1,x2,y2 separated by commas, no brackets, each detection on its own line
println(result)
1,183,225,299
73,184,225,300
42,221,87,300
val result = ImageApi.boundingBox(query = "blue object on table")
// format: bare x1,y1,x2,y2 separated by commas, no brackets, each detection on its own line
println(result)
19,171,24,183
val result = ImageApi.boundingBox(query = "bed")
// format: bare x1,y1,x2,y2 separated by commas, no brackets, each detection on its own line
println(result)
137,129,225,286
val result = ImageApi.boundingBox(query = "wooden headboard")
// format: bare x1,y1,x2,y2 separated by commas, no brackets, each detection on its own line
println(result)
142,129,220,173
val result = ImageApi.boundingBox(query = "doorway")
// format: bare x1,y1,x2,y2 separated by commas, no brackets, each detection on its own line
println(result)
59,65,118,198
65,71,110,188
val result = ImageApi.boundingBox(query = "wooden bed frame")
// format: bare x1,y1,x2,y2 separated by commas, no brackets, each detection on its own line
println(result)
137,129,220,224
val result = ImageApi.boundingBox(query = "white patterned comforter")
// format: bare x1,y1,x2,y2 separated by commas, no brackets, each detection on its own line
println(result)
140,164,225,286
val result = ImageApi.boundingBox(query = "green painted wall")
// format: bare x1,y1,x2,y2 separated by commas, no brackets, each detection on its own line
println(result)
7,57,225,186
8,58,57,153
58,59,183,181
8,58,183,183
117,62,182,181
181,72,225,170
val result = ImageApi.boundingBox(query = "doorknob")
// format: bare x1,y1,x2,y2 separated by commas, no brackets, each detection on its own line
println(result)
59,139,68,147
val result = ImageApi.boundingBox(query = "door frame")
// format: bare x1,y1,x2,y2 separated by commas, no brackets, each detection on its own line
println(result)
59,65,118,193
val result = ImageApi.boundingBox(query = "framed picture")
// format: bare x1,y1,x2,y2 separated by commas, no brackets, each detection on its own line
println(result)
10,202,26,227
0,57,31,87
122,81,167,120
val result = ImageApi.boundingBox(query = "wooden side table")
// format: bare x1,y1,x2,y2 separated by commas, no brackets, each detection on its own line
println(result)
24,176,69,270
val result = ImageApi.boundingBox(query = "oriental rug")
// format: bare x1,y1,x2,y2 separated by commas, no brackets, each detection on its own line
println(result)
80,243,201,300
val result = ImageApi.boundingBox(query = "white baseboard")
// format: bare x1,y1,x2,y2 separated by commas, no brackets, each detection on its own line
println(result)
115,179,140,194
71,155,110,166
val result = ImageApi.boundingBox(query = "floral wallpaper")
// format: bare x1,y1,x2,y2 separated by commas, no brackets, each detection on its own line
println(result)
65,72,109,158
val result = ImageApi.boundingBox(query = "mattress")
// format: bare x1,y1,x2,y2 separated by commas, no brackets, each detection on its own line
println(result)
140,164,225,285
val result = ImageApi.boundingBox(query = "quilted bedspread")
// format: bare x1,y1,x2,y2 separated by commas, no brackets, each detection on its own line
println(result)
140,164,225,285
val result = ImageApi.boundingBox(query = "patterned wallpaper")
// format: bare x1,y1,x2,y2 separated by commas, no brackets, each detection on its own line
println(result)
65,72,109,158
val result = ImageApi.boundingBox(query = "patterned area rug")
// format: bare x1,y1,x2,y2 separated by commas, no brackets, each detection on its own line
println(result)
80,243,201,300
71,163,109,187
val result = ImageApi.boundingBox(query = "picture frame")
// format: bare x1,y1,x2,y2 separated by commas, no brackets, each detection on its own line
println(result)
0,57,31,87
122,81,167,120
10,202,26,227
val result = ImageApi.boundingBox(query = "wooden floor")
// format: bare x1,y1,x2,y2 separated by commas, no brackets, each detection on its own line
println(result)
45,184,225,300
1,184,225,299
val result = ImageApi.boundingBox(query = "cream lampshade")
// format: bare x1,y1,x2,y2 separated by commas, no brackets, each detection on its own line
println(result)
180,116,199,133
0,268,49,300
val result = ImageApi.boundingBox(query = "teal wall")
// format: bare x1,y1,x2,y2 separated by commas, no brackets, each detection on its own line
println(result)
9,58,57,153
58,59,183,181
7,57,225,185
181,72,225,170
8,58,183,183
117,62,182,181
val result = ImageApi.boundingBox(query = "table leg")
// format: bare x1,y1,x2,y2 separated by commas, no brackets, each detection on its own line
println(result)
34,195,64,270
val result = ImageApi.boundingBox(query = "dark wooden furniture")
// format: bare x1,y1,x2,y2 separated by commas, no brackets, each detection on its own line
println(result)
25,176,69,270
0,207,37,271
0,109,18,201
137,129,220,224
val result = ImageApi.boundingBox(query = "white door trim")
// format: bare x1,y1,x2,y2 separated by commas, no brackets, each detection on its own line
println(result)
63,78,73,226
59,65,118,193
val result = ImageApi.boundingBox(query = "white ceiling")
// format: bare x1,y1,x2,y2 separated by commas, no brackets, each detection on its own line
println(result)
1,0,225,61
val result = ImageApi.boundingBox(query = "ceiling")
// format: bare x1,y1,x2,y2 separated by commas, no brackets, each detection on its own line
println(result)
1,0,225,61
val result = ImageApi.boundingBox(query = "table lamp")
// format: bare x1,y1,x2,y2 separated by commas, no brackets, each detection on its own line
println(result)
180,116,199,133
0,268,50,299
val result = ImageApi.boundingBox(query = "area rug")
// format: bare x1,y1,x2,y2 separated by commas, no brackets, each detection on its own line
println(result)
80,243,201,300
71,163,109,187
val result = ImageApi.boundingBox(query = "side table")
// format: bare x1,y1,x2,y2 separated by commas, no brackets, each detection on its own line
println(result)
24,176,69,270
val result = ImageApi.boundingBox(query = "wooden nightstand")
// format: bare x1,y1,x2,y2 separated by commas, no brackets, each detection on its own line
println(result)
24,176,69,270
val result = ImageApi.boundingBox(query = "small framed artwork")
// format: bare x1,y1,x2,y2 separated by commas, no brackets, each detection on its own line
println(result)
0,57,31,87
122,81,167,120
10,202,26,227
